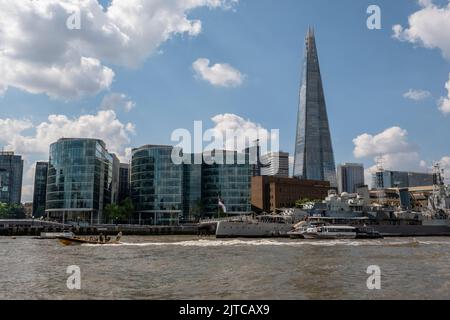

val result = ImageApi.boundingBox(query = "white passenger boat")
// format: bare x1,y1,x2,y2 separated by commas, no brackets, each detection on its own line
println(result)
286,221,310,239
302,225,357,239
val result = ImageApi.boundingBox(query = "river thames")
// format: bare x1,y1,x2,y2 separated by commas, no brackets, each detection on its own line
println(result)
1,236,449,300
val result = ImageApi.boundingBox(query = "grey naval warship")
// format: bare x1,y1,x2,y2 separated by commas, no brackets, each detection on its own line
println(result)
212,164,450,238
299,164,450,237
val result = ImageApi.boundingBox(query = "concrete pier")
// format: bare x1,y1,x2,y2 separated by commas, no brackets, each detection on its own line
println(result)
0,219,200,236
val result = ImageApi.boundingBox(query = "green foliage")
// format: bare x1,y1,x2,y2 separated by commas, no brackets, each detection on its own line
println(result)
190,200,203,220
104,198,135,223
0,203,26,219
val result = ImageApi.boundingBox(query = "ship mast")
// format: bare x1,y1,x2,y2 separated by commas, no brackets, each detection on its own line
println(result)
375,156,386,206
429,162,449,213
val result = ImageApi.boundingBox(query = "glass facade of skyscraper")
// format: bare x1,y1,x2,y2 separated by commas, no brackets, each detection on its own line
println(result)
293,28,337,187
32,161,48,217
130,145,183,225
202,150,252,217
372,170,434,189
183,154,202,222
337,163,365,194
0,152,23,205
46,138,116,224
118,163,130,203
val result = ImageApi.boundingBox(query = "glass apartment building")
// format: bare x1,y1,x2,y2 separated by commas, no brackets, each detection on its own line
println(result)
45,138,117,224
130,145,183,225
202,150,252,217
0,151,23,205
32,161,48,217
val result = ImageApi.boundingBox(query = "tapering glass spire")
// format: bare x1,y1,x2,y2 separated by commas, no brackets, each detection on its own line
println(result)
293,28,337,187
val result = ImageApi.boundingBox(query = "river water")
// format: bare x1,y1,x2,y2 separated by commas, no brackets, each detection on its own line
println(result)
1,236,449,300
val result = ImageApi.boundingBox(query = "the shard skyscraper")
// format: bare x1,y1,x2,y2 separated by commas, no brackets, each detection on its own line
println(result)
293,27,337,187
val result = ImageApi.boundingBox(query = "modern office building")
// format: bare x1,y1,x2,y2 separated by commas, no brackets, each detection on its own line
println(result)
408,172,434,187
45,138,118,224
32,161,48,218
244,144,262,177
260,152,289,177
182,154,202,222
251,176,330,213
0,151,24,205
372,169,434,189
293,28,337,187
130,145,183,225
130,147,253,224
118,163,130,203
110,153,120,204
202,150,252,217
337,163,365,194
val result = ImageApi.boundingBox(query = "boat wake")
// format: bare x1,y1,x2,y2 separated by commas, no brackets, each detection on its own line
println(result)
82,238,450,248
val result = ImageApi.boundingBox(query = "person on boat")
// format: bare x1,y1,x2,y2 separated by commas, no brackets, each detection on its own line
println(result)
116,231,123,242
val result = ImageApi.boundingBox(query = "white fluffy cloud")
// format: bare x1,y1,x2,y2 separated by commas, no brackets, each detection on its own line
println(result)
393,1,450,59
0,111,135,201
0,118,33,143
100,92,136,112
209,113,278,152
193,58,245,87
403,89,431,101
1,111,135,158
353,126,426,173
438,74,450,114
0,0,238,99
353,127,417,159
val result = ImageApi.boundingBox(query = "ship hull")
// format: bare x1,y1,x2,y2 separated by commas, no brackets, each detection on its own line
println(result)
368,225,450,237
216,221,293,238
302,233,356,240
57,236,119,246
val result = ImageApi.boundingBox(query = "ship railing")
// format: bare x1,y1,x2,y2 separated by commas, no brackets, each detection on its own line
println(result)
199,216,252,224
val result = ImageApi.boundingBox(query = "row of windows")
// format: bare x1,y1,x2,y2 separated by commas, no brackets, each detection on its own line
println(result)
46,200,98,210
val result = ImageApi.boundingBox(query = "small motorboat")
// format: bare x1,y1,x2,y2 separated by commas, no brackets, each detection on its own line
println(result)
58,232,122,246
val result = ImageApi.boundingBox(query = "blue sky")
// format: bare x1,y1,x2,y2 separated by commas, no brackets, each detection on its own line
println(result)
1,0,450,200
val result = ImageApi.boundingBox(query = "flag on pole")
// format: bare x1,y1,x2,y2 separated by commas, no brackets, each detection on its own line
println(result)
218,197,227,213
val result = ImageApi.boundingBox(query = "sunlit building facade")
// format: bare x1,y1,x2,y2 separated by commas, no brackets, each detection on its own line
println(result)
45,138,117,224
201,150,252,217
130,145,183,225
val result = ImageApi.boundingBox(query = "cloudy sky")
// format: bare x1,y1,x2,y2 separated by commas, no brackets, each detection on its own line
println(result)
0,0,450,201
